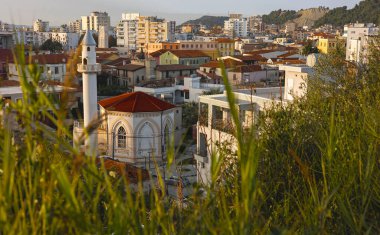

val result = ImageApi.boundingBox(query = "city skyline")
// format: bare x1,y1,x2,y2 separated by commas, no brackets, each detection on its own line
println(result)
1,0,359,26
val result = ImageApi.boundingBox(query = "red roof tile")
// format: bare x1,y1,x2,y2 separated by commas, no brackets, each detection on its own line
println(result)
0,49,13,63
200,59,245,69
156,64,196,71
98,91,176,113
117,64,145,71
0,80,20,87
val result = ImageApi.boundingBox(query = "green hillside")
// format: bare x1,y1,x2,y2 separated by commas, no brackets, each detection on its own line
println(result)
181,15,229,28
314,0,380,27
262,9,299,25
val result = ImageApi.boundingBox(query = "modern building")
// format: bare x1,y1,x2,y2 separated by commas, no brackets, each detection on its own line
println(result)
279,64,314,101
81,11,111,32
98,26,109,48
0,32,14,49
33,19,49,32
136,16,175,52
344,23,379,63
68,19,82,33
134,75,224,104
224,14,248,38
116,13,140,50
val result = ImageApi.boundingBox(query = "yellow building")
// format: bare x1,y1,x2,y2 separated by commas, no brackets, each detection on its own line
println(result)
317,37,342,54
146,42,180,55
215,38,235,57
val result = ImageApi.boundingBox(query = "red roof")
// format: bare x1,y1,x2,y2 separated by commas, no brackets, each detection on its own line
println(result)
0,80,20,87
98,91,176,113
0,49,13,63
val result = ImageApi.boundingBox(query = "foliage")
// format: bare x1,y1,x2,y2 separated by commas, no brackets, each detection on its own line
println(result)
0,38,379,234
39,39,63,52
301,40,319,55
262,9,299,25
181,15,229,29
314,0,380,27
181,102,198,128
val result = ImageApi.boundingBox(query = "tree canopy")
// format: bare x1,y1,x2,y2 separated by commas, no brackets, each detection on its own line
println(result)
39,39,63,52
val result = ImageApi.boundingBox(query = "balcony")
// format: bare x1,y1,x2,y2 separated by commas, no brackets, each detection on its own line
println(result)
77,63,101,73
211,119,234,134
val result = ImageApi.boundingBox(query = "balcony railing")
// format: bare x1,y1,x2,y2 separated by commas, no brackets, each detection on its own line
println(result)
77,63,101,73
211,119,235,134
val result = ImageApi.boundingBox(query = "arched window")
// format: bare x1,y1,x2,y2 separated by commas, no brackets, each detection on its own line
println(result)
87,46,90,51
117,126,126,148
83,58,87,65
164,123,170,148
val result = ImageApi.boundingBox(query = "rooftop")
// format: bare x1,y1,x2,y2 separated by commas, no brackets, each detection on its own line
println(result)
98,91,176,113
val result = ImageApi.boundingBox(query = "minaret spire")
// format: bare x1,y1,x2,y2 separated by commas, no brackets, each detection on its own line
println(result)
77,30,101,156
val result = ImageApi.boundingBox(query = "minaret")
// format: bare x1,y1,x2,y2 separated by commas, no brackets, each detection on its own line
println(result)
78,30,101,156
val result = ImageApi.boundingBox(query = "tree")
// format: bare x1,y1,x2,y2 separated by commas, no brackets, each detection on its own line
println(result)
39,39,63,52
301,40,319,55
108,35,117,47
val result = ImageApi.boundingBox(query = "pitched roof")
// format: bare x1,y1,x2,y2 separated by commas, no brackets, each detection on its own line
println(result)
234,55,266,61
149,49,168,57
24,54,69,65
169,50,209,58
0,80,20,87
98,91,176,113
215,38,235,43
96,157,150,183
156,64,196,71
0,49,13,63
82,30,96,46
117,64,145,71
200,59,245,69
231,65,262,73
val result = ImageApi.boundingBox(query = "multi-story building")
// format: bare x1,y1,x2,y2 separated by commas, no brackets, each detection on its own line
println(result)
68,19,82,33
136,16,175,52
116,13,140,50
33,19,49,32
81,11,110,32
0,32,14,49
146,42,179,55
279,64,314,101
215,38,235,57
248,16,264,33
224,14,248,38
344,23,379,63
317,36,345,54
177,41,219,60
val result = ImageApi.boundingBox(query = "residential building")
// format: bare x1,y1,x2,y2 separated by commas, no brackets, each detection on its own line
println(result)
227,65,280,85
248,16,264,33
344,23,379,63
157,50,210,67
98,26,109,48
116,64,146,87
8,54,70,82
0,32,14,49
224,14,248,37
0,49,13,79
279,64,314,101
136,16,175,52
81,11,111,32
146,42,179,55
116,13,139,50
33,19,49,32
195,89,282,183
134,75,224,104
285,22,297,33
215,38,235,57
68,19,82,33
50,32,80,51
155,64,196,80
317,36,344,54
177,41,219,60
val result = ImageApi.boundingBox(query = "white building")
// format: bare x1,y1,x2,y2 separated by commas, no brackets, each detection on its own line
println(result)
50,32,80,51
224,14,248,38
98,26,109,48
134,75,225,104
195,89,283,183
68,19,82,33
81,11,110,32
116,13,140,50
74,91,182,167
279,64,314,101
33,19,49,32
345,23,379,63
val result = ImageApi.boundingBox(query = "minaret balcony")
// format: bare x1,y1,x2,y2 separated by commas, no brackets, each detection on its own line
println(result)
77,63,102,73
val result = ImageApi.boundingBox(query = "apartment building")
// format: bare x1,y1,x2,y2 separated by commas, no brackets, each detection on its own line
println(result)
344,23,379,63
224,14,248,38
33,19,49,32
68,19,82,33
215,38,235,57
116,13,139,50
146,42,179,55
279,64,314,101
81,11,110,32
136,16,175,52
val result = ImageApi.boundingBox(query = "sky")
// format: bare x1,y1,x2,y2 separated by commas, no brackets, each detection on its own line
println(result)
1,0,360,26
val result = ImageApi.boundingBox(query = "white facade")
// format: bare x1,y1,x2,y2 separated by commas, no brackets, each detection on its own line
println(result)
13,31,79,51
195,90,282,183
98,26,109,48
224,18,248,38
77,30,101,156
134,76,225,104
50,32,80,51
68,19,82,33
279,64,314,101
345,23,379,63
33,19,49,32
81,11,110,32
116,13,139,50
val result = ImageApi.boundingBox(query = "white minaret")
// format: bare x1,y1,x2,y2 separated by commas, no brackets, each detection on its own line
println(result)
78,30,101,156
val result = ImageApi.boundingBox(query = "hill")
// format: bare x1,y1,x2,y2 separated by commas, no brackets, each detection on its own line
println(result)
181,15,229,28
262,7,329,27
314,0,380,27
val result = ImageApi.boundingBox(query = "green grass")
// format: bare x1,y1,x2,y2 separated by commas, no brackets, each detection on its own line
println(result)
0,39,379,234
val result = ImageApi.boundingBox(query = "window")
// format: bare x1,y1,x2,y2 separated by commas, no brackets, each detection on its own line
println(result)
87,47,90,51
117,126,126,148
55,67,59,74
185,91,189,99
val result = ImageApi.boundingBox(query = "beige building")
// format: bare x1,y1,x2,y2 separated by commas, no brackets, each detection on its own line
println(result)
136,16,175,52
81,11,110,32
33,19,49,32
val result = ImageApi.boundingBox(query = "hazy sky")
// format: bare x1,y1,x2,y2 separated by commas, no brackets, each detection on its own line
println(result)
1,0,360,26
